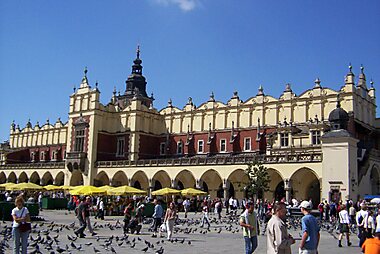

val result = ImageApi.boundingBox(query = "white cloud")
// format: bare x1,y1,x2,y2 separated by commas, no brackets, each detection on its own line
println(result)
154,0,200,12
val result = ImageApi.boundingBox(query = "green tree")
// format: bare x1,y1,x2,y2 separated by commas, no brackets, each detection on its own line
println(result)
245,161,270,199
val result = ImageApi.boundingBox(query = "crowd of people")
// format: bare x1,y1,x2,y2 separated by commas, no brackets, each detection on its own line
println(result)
3,189,380,254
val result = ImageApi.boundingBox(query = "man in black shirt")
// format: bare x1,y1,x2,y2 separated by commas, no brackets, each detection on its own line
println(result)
74,197,87,238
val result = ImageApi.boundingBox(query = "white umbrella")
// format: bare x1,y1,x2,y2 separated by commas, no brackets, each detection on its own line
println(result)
370,198,380,204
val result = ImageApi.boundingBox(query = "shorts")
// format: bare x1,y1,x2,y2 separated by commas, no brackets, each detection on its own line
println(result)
340,223,349,233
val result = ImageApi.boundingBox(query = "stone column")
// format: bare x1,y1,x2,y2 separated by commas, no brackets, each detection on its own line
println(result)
223,179,229,200
284,178,292,203
148,178,154,199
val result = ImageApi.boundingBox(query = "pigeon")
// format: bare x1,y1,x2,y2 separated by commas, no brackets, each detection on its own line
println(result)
142,246,149,252
93,247,101,253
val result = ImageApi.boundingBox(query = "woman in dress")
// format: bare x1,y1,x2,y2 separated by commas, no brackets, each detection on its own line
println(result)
12,195,31,254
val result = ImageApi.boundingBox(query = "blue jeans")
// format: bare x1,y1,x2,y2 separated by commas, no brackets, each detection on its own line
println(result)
244,236,258,254
12,227,29,254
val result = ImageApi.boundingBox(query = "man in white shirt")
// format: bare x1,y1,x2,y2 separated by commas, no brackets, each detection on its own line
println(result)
356,202,369,247
182,198,190,218
376,210,380,233
338,204,351,247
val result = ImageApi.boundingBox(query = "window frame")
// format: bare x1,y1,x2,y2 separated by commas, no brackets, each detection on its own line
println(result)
311,130,321,145
159,142,166,155
280,133,289,147
243,137,251,151
220,139,227,152
177,141,183,155
197,140,204,154
116,137,125,157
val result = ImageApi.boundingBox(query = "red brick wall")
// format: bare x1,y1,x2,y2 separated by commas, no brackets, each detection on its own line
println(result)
139,134,164,159
6,149,30,164
97,133,130,161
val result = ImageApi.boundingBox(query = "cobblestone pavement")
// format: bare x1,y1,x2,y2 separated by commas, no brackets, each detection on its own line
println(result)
0,210,362,254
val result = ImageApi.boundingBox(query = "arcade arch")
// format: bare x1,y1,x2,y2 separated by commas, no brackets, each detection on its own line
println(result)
70,170,83,186
265,168,285,201
152,170,171,190
0,172,6,184
111,171,128,187
29,172,40,184
55,172,65,186
18,172,28,183
290,167,320,208
227,169,250,200
370,166,380,194
174,170,196,190
94,171,110,187
130,171,149,191
8,172,17,183
200,169,223,198
42,172,54,186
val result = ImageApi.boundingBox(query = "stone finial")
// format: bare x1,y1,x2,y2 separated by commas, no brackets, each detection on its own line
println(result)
360,64,364,74
285,83,292,92
187,97,193,105
26,119,32,128
168,98,173,107
314,78,321,88
113,86,117,95
73,86,76,93
232,91,239,98
257,85,264,96
348,63,353,73
370,79,374,88
209,91,215,102
10,120,15,131
35,121,40,128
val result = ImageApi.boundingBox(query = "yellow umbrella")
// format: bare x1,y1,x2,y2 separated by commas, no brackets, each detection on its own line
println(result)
69,185,106,195
44,185,62,191
108,185,146,195
6,182,44,191
60,185,76,190
181,188,207,196
0,182,16,190
98,185,114,191
151,187,181,196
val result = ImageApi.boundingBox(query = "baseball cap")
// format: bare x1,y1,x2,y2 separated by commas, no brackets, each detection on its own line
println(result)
300,201,312,210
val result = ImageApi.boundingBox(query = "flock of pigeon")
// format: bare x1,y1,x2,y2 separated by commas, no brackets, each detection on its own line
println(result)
0,213,247,254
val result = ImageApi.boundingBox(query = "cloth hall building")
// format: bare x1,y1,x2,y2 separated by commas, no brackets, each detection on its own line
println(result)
1,49,379,206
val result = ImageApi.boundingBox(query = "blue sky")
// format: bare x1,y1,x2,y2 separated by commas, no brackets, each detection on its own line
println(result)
1,0,379,142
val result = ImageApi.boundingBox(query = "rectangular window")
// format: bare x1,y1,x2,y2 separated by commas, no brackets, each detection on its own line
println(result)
198,140,204,153
116,137,125,157
160,142,166,155
177,141,183,154
280,133,289,147
220,139,226,152
311,130,321,145
40,152,45,161
74,129,85,152
244,137,251,151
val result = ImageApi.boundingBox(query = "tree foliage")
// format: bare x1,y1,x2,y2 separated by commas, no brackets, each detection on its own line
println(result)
245,161,270,198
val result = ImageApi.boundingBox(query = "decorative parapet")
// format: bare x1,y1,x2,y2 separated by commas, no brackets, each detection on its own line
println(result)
95,152,322,168
0,161,65,170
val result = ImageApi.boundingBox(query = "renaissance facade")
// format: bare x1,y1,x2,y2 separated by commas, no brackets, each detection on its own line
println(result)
1,48,379,206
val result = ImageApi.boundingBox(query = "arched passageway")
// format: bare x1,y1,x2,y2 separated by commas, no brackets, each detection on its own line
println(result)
290,168,320,208
174,170,196,189
263,168,285,201
227,169,250,200
29,172,40,184
8,172,17,183
18,172,28,183
55,172,65,186
0,172,6,184
200,169,223,198
94,171,110,187
42,172,54,186
130,171,149,191
70,170,83,186
370,166,380,194
151,170,171,190
111,171,128,187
